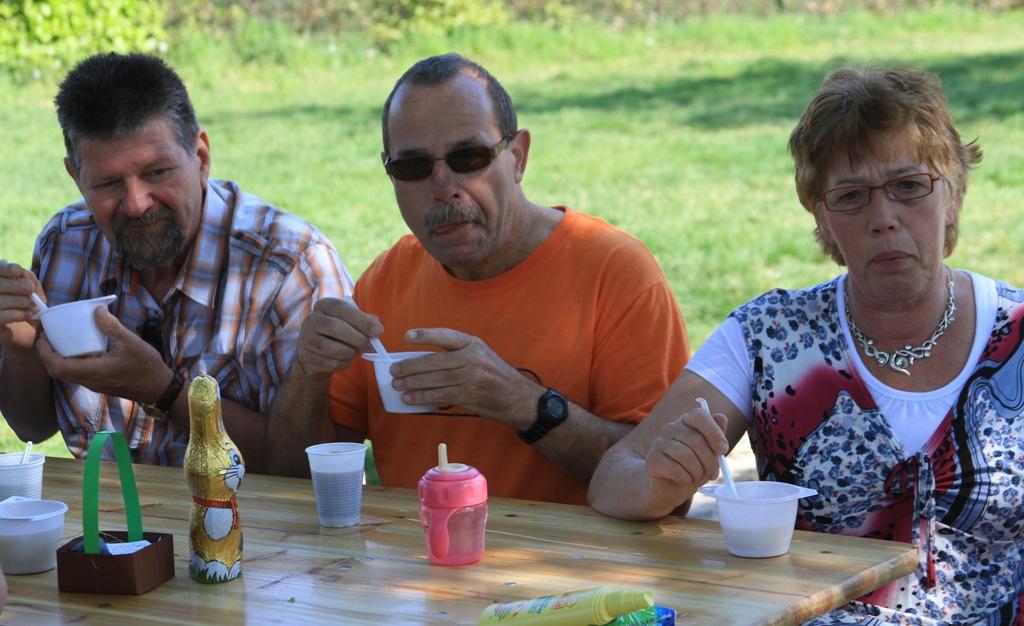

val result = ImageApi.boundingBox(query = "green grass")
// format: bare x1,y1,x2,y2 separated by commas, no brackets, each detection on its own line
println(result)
3,7,1024,456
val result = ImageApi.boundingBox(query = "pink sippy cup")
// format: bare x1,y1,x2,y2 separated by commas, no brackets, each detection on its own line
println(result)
418,443,488,566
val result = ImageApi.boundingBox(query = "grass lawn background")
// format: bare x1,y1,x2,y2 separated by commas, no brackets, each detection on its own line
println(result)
2,7,1023,461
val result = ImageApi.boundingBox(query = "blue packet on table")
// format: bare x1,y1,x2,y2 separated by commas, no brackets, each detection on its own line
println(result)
601,605,676,625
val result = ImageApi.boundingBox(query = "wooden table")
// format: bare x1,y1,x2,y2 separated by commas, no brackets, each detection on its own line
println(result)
2,457,916,625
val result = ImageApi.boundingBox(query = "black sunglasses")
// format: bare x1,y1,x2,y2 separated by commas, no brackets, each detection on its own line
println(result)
383,133,516,182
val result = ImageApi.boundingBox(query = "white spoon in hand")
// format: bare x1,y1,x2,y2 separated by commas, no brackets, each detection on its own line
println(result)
339,263,388,356
697,396,740,499
30,292,48,315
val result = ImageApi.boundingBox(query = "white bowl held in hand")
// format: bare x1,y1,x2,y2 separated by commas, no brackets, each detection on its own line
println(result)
38,295,117,357
698,480,817,558
361,351,439,413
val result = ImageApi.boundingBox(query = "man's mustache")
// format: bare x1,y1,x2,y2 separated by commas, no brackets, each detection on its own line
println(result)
425,202,485,230
113,206,174,233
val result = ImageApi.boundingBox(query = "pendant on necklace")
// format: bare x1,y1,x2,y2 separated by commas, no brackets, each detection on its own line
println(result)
892,353,911,374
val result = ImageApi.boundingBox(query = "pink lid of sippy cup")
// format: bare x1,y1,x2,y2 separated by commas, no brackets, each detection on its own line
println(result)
418,444,487,509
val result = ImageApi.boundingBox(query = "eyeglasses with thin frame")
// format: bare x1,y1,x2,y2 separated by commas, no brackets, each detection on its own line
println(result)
383,132,516,182
819,172,941,213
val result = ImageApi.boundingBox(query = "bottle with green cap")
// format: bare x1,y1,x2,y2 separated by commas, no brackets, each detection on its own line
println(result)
478,585,654,625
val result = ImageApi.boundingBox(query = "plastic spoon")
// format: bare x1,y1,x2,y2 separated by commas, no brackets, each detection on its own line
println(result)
339,262,388,355
30,292,48,314
696,397,740,499
20,440,33,465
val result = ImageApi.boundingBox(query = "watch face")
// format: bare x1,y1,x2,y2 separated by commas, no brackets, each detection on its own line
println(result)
142,404,169,421
545,395,567,419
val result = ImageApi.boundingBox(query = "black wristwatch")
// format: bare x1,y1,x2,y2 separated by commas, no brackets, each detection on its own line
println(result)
518,388,568,444
142,369,185,421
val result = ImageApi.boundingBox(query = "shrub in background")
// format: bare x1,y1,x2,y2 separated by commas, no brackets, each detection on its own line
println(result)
2,0,1022,79
0,0,167,79
166,0,508,52
509,0,1023,24
365,0,510,47
161,0,1024,59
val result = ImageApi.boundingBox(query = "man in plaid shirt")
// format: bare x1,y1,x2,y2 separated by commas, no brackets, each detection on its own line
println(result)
0,53,346,470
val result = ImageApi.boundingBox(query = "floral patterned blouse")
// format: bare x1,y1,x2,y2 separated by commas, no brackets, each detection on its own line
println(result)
730,276,1024,625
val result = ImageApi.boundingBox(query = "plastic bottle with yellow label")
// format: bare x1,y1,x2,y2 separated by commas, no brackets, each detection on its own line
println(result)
478,586,654,626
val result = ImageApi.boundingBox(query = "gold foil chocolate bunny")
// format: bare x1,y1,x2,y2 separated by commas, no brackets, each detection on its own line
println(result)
184,374,245,583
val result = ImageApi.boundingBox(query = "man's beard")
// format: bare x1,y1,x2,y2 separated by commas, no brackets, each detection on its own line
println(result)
425,201,486,231
113,206,186,269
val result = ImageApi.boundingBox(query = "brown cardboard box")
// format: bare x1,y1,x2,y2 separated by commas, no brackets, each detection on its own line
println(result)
56,531,175,595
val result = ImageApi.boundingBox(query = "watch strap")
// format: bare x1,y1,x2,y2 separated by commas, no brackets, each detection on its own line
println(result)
144,368,184,420
518,388,568,445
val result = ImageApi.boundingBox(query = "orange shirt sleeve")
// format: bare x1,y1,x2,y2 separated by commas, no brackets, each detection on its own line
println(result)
589,246,689,424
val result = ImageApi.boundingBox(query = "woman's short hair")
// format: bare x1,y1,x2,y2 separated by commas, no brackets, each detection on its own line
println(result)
788,66,982,264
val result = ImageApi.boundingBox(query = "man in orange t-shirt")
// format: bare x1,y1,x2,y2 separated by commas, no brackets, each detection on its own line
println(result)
270,53,688,504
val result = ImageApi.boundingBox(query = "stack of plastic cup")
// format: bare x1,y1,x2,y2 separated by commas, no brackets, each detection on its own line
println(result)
0,453,45,501
305,443,367,528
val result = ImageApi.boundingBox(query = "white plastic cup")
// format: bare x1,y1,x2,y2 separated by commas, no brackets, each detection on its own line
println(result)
361,351,439,413
0,496,68,574
38,295,117,357
305,443,368,528
698,481,817,558
0,453,45,501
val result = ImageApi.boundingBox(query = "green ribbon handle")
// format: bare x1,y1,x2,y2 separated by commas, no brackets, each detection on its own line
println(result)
82,431,145,554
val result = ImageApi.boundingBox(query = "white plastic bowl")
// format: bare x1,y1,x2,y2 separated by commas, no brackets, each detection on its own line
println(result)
38,295,117,357
0,496,68,574
361,351,439,413
698,481,817,558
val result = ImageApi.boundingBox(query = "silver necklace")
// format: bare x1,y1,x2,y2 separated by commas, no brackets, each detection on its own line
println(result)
845,272,956,376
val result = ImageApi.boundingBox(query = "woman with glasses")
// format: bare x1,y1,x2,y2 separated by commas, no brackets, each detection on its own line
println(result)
589,66,1024,625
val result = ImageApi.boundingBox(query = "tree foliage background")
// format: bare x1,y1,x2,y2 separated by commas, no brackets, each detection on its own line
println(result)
3,0,1023,79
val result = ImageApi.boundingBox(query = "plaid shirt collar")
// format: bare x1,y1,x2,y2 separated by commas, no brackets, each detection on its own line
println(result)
99,181,232,309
